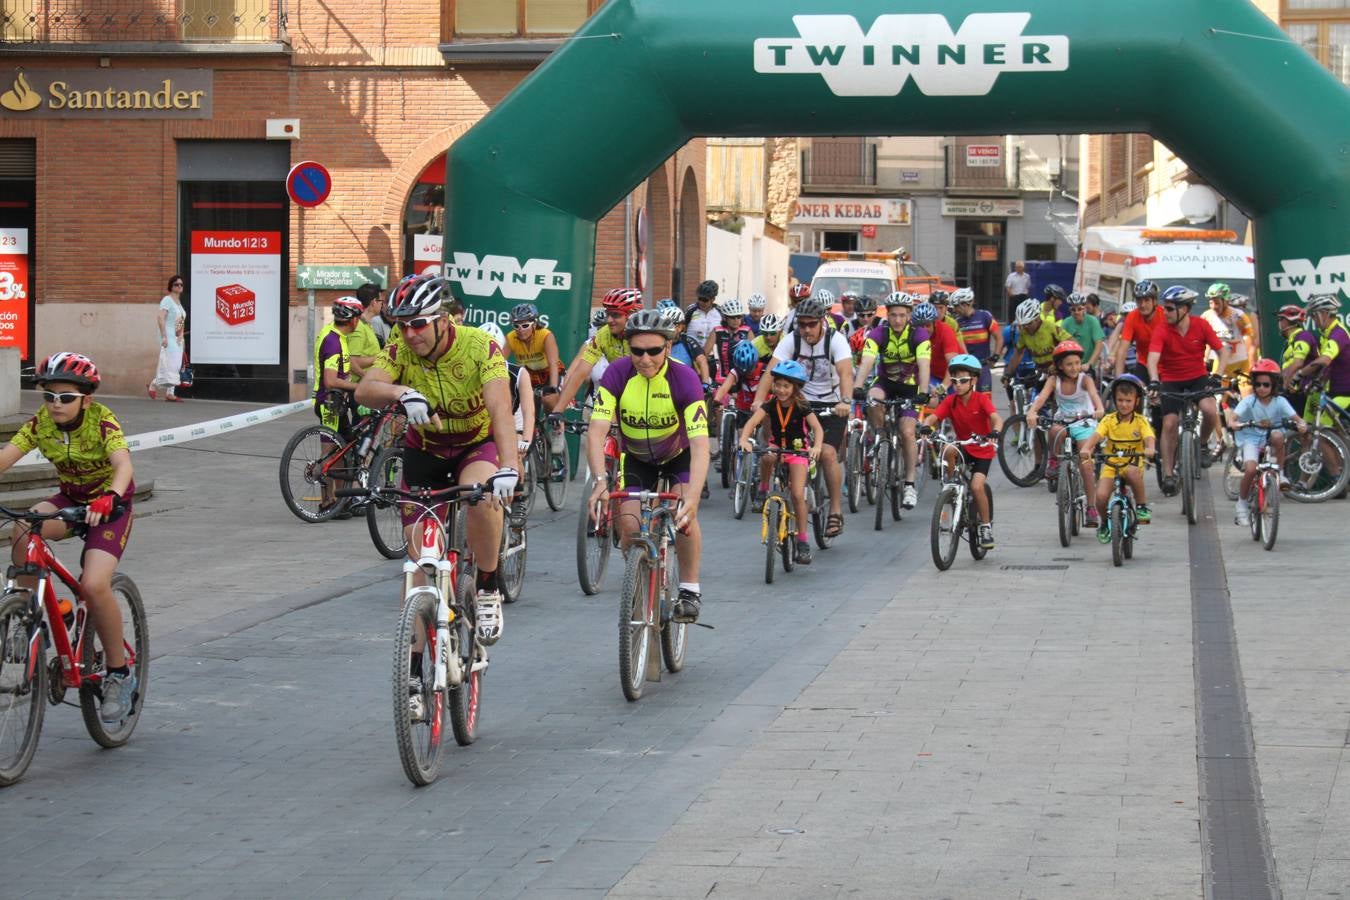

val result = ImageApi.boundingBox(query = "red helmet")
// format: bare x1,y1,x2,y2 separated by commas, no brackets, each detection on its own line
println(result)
1251,358,1281,376
1276,304,1305,322
35,352,100,390
1052,340,1084,361
601,288,643,315
789,283,811,300
332,297,364,322
848,327,868,354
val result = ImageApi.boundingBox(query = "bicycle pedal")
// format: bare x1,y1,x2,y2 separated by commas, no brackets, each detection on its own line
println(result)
692,621,715,629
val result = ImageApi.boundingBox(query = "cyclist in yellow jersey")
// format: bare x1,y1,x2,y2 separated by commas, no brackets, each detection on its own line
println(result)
1077,374,1156,541
1004,297,1073,382
1202,282,1256,385
0,353,138,723
504,302,564,408
356,275,519,655
587,309,710,624
343,290,382,378
554,288,644,412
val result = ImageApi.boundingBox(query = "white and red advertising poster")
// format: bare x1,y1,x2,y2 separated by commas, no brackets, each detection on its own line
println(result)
0,228,30,357
412,233,444,276
189,231,282,365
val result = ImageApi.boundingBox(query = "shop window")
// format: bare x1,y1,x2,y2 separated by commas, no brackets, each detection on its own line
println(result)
1284,1,1350,84
1025,243,1056,262
451,0,603,37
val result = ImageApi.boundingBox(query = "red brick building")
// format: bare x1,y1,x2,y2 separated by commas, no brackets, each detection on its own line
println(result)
0,0,705,400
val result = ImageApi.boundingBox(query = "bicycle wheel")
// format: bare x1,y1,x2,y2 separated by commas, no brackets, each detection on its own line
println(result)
79,574,148,749
811,468,833,550
873,440,890,532
845,430,863,513
912,436,930,501
499,515,527,604
1111,504,1125,567
969,485,993,561
0,593,44,787
1056,467,1074,548
448,571,483,747
659,540,686,673
719,412,736,489
543,431,570,511
278,425,346,522
780,503,796,573
1284,430,1350,503
930,485,960,571
618,550,654,701
864,438,879,505
1222,445,1243,501
997,415,1045,487
520,440,540,517
1069,467,1083,537
392,590,444,785
1180,431,1198,525
732,451,751,520
1261,471,1279,551
576,478,611,595
888,445,903,522
365,448,408,560
763,498,780,585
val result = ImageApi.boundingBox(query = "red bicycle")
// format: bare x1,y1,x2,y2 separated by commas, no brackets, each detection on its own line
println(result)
575,418,621,595
0,503,148,786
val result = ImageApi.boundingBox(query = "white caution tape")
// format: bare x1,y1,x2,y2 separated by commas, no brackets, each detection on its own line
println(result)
15,399,314,467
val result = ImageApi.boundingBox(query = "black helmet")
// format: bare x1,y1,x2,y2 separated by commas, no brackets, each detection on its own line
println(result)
1043,284,1067,302
794,297,829,320
696,279,719,300
511,303,538,323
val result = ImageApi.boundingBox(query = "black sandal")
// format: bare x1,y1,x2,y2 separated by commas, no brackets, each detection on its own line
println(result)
826,513,845,538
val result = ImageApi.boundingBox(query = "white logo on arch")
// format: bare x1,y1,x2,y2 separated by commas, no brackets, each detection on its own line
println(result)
447,252,574,301
754,13,1069,97
1268,254,1350,303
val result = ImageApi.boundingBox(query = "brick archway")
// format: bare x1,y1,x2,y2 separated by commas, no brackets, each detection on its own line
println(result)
381,123,474,234
645,166,672,302
678,165,703,303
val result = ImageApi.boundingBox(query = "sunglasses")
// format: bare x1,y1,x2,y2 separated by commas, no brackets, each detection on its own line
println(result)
950,376,975,385
605,311,627,320
42,391,83,405
796,318,822,328
513,320,536,328
396,315,442,332
629,344,667,358
1162,305,1182,313
1252,380,1275,389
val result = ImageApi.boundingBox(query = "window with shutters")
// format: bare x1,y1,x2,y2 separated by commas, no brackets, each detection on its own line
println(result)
448,0,605,37
1283,0,1350,84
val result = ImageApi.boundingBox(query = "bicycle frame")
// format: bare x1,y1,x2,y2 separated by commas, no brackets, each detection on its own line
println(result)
757,449,798,546
315,404,401,481
6,532,97,692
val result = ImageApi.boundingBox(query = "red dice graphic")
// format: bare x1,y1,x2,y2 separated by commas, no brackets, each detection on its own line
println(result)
215,284,256,326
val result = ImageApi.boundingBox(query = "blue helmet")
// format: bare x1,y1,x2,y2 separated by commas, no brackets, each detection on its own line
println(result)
1133,280,1158,299
772,359,809,386
948,353,982,375
1112,373,1147,398
912,302,938,325
731,339,759,375
656,297,680,311
1160,285,1198,307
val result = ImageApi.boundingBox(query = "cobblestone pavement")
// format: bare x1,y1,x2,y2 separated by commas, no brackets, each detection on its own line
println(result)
0,393,1346,898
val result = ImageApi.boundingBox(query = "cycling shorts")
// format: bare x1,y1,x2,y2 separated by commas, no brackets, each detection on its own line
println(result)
1099,459,1145,481
1160,376,1214,419
316,393,356,441
808,402,848,451
960,449,992,478
621,447,691,490
399,440,499,528
45,490,133,561
870,379,919,418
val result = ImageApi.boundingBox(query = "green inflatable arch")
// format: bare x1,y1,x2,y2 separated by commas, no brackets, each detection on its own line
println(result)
443,0,1350,353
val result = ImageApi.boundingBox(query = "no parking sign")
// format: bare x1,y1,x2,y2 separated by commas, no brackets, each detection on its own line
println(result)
286,161,332,208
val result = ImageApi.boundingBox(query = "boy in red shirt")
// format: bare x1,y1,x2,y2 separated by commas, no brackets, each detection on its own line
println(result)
922,354,1003,549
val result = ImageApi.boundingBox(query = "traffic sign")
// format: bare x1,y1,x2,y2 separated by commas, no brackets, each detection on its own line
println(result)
286,161,332,208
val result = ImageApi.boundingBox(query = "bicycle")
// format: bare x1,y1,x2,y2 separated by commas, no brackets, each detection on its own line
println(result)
806,406,839,550
0,503,147,786
997,413,1050,487
1091,451,1149,567
1228,424,1291,552
718,406,752,490
926,432,996,571
748,441,803,584
1154,382,1222,526
1046,416,1096,548
574,418,622,596
1279,390,1350,503
347,481,496,786
843,405,868,514
866,397,914,531
530,388,570,512
279,402,404,523
611,486,687,702
729,439,768,521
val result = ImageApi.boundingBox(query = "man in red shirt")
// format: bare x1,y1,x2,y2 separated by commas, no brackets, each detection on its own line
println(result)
1113,281,1162,380
1146,285,1229,494
913,301,962,395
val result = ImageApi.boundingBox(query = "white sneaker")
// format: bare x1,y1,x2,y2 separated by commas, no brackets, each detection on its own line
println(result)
475,589,504,646
408,689,426,723
1234,500,1250,526
902,484,918,509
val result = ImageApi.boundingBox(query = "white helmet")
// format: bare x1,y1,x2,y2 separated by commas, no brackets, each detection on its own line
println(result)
885,291,914,308
1119,300,1138,315
479,321,506,346
1014,298,1043,326
813,289,835,306
746,293,767,311
657,306,685,330
758,313,785,334
951,287,975,305
717,296,747,317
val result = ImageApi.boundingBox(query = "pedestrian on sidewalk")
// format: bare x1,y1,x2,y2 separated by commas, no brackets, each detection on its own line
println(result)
148,274,187,402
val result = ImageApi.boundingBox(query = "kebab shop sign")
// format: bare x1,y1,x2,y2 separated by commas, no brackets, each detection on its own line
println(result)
791,196,912,226
189,231,282,365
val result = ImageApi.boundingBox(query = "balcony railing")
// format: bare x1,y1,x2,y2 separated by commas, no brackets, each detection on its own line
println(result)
1,0,287,45
801,138,877,189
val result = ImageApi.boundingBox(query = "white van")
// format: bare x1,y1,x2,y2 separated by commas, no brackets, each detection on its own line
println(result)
1074,227,1256,316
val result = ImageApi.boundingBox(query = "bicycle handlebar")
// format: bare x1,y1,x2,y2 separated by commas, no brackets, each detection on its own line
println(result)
0,504,94,525
336,480,495,505
607,489,682,504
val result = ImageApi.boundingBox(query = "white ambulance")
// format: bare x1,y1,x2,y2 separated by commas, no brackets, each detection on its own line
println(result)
1074,227,1256,316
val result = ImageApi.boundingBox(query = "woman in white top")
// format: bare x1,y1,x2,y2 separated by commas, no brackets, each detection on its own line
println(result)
148,274,187,402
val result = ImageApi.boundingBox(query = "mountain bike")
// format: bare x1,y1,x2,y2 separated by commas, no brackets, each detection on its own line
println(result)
1280,391,1350,503
926,432,996,571
365,446,408,559
844,406,868,513
867,397,913,531
279,402,404,523
530,388,570,511
574,419,621,595
1045,416,1095,548
612,486,687,702
344,481,496,786
0,503,147,786
729,439,768,521
1091,451,1148,567
747,440,802,584
806,407,839,550
718,406,752,490
1155,382,1221,526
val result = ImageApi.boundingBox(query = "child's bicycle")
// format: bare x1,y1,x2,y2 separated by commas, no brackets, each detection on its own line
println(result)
746,440,802,584
1231,424,1288,552
925,432,996,571
0,502,148,786
609,485,688,702
1091,451,1149,567
1046,416,1096,548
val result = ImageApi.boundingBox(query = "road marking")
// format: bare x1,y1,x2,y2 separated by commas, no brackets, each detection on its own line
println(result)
1190,478,1279,899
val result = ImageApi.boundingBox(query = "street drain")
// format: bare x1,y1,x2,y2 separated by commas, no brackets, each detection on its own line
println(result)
1000,564,1070,571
